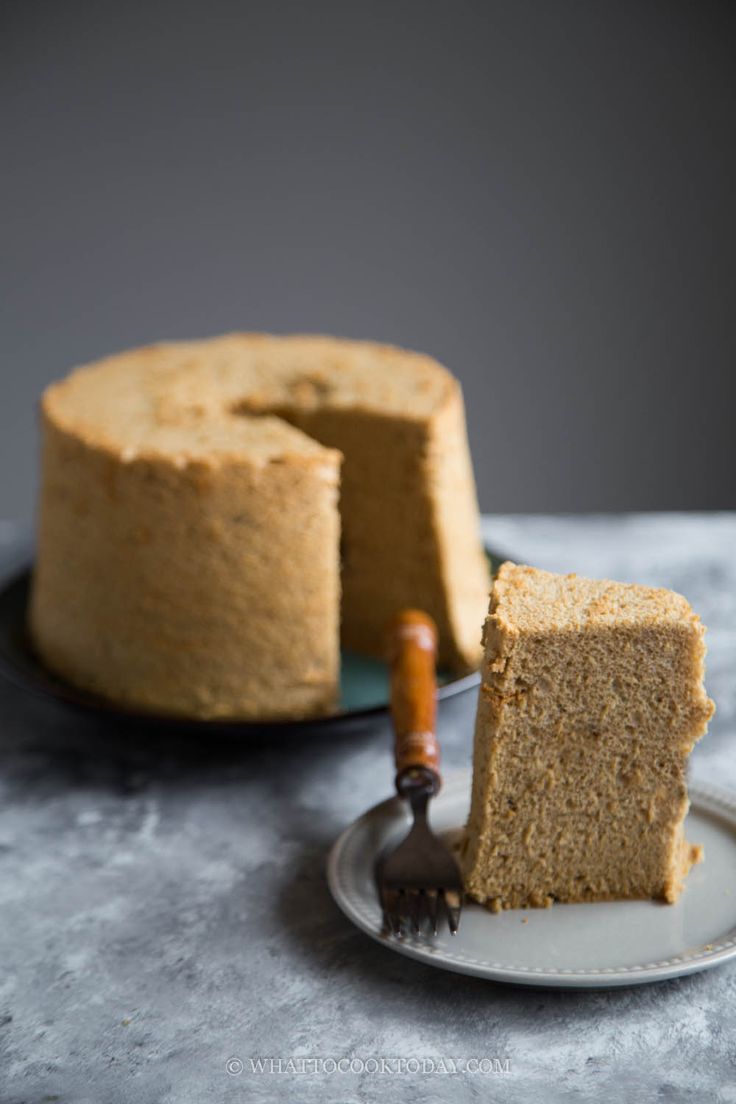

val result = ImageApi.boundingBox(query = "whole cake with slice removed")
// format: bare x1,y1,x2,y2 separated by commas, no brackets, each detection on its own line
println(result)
30,334,490,720
461,563,715,910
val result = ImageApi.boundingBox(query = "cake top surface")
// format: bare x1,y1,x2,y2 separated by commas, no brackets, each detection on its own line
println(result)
490,562,699,634
42,333,456,465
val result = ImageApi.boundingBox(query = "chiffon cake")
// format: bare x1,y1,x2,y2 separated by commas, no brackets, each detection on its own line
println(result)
462,563,714,910
30,334,490,720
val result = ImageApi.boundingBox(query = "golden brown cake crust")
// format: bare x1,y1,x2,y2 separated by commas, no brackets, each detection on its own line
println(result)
462,563,715,910
41,333,457,463
31,334,490,718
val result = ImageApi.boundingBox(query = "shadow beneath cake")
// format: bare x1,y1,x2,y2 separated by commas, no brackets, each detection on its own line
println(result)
0,671,394,801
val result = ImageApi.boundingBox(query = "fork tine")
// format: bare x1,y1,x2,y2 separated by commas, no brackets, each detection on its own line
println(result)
380,888,402,938
425,888,439,935
388,911,403,938
378,886,390,935
441,888,462,935
396,889,412,937
407,890,422,935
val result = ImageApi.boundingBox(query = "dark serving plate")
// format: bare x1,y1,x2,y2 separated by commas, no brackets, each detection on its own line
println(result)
0,553,500,738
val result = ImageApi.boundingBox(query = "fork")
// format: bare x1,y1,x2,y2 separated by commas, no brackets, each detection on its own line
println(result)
376,610,463,938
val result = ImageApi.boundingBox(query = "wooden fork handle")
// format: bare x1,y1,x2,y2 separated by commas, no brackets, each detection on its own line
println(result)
388,610,441,788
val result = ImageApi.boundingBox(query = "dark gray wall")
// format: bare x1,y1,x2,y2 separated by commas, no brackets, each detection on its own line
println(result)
2,0,734,519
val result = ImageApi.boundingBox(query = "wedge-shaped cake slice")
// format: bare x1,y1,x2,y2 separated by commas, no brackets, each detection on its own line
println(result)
462,563,714,910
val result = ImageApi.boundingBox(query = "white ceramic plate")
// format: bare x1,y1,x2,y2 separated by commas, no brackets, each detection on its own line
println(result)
327,772,736,988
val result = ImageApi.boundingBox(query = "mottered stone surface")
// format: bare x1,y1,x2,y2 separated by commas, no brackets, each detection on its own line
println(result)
1,514,735,1103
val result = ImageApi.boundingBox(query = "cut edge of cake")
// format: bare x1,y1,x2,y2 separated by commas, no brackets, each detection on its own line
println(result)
461,562,715,911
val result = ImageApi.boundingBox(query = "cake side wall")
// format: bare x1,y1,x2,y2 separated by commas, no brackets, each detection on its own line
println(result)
29,414,341,720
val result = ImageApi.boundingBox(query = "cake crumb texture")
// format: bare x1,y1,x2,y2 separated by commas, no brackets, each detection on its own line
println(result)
462,562,714,908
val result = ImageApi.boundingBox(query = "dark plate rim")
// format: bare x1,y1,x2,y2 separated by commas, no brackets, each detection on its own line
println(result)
0,558,498,736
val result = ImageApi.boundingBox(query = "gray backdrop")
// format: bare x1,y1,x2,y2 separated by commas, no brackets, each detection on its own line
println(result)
2,0,734,520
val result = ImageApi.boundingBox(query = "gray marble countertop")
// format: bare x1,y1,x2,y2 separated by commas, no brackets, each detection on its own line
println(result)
2,514,735,1103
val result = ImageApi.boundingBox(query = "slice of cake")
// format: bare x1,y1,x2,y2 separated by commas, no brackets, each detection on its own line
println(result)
462,563,714,910
30,334,490,720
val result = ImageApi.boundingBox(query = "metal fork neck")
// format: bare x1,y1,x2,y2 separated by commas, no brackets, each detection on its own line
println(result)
395,766,440,813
